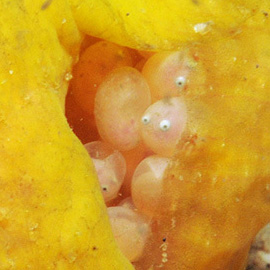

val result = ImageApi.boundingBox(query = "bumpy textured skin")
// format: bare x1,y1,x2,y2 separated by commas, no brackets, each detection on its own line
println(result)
0,0,133,269
1,0,270,270
134,22,270,270
70,0,270,50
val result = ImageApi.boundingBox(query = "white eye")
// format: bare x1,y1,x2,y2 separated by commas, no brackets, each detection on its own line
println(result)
175,76,186,88
141,115,150,125
159,119,171,131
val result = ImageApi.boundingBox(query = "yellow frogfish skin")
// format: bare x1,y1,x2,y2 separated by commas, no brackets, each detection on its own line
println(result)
0,0,269,269
0,0,133,269
133,26,270,269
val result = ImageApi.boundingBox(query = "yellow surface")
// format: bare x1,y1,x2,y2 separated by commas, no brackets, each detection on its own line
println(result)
0,0,270,269
0,0,133,269
143,27,270,269
70,0,270,50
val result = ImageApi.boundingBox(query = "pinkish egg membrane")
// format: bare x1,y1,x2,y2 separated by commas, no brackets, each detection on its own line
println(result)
84,141,126,202
94,67,151,151
140,97,187,157
142,50,196,101
107,206,151,262
131,155,171,217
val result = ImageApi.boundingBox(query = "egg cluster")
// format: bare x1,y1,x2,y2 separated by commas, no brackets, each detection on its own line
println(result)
66,38,199,263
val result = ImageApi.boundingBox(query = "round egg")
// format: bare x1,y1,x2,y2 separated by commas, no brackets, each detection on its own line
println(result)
84,141,126,202
94,67,151,151
131,155,171,217
140,97,187,157
107,206,151,262
142,50,198,101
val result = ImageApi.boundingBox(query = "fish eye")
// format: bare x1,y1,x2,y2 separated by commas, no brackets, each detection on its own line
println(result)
141,115,151,125
102,185,109,192
159,119,171,131
175,76,186,88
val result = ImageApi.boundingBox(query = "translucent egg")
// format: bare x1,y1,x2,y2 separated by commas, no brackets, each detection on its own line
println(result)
142,50,197,101
131,155,170,217
84,141,126,202
71,41,134,115
94,67,151,151
107,206,151,262
140,97,187,157
120,143,153,197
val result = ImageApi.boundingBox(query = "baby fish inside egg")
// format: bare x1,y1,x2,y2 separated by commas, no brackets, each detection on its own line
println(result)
140,97,187,157
84,141,126,202
107,206,151,263
142,50,196,102
66,39,192,265
94,67,151,151
131,155,171,217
